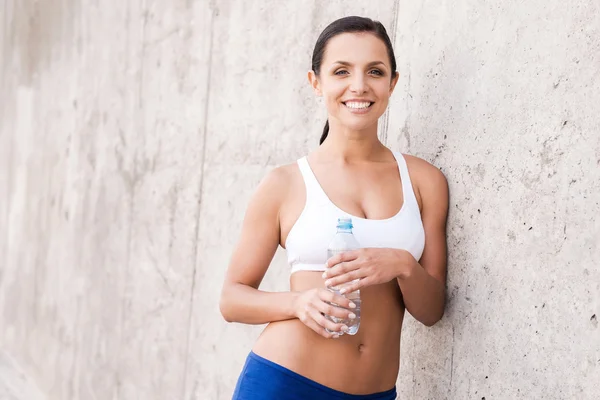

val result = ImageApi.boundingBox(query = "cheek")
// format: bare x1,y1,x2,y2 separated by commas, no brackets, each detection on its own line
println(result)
324,92,344,108
321,81,345,100
375,82,393,98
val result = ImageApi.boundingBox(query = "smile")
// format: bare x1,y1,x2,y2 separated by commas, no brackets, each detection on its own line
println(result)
342,101,374,113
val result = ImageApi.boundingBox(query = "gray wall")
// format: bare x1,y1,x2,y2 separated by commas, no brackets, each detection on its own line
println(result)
1,1,599,399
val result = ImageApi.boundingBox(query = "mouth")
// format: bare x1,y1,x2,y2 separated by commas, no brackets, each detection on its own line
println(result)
342,101,374,112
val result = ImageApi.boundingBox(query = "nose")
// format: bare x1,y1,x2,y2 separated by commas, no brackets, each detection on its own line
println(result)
349,74,367,94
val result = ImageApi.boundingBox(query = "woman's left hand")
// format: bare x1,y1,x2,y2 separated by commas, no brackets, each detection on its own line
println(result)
323,248,416,293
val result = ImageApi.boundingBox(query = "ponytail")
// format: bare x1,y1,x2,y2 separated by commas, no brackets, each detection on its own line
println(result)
319,120,329,145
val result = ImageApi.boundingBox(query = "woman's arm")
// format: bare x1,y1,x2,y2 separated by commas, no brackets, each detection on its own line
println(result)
219,167,297,324
397,157,449,326
219,166,354,334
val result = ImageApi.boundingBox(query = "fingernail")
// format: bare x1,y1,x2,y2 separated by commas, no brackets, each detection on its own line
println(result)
348,313,356,319
349,302,356,309
322,272,327,278
325,280,331,286
339,288,346,294
341,325,348,332
332,334,340,339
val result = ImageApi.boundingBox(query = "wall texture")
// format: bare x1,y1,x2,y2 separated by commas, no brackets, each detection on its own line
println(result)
1,1,598,399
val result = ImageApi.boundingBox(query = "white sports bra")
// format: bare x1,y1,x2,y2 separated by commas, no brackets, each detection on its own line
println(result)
286,152,425,274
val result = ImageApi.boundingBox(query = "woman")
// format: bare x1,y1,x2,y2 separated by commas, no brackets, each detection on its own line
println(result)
220,16,449,400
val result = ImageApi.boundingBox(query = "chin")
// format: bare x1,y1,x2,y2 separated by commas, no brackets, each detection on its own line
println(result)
339,120,378,132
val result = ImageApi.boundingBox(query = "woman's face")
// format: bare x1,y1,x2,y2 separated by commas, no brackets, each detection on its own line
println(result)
309,32,398,133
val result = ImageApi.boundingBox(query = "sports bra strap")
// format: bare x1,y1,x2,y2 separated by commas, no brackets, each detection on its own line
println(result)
297,157,328,203
394,152,419,210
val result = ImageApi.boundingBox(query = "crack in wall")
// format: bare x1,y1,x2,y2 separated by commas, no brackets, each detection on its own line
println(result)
115,0,147,398
380,0,401,146
181,4,215,399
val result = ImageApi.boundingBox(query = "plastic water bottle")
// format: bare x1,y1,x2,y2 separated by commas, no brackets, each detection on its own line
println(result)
325,217,361,335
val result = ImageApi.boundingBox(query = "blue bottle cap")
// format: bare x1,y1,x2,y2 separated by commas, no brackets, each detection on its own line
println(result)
337,217,353,230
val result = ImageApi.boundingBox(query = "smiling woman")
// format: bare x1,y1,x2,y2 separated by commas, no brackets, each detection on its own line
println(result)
310,19,398,145
220,16,449,400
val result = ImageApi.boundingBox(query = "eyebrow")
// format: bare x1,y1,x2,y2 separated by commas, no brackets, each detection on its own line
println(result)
332,61,387,68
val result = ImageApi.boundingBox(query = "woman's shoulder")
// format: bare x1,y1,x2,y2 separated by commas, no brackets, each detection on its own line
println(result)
398,153,448,208
261,161,301,186
400,153,447,183
254,161,303,201
245,162,301,219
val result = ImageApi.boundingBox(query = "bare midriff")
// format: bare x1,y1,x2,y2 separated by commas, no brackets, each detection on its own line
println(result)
252,270,405,395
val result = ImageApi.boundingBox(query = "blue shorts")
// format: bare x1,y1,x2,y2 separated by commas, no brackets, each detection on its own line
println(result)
232,351,397,400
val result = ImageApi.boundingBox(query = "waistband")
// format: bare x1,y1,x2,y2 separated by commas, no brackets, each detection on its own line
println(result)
245,351,397,399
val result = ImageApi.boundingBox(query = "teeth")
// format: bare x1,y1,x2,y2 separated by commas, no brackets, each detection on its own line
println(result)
345,101,371,109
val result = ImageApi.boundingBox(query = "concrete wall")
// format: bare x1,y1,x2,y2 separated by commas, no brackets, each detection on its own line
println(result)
1,1,598,399
0,350,46,400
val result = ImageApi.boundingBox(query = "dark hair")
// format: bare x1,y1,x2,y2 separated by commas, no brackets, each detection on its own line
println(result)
311,16,397,145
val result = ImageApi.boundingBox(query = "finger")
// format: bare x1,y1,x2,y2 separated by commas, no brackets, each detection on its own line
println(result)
323,260,358,279
305,315,336,338
324,269,364,289
339,278,367,294
314,299,356,321
308,307,347,335
298,306,325,334
326,250,359,268
325,254,342,269
319,289,357,310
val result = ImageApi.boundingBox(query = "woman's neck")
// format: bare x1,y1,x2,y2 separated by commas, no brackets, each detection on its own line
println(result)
315,122,386,163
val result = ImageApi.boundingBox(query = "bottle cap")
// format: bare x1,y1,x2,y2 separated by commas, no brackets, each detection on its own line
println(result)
337,217,353,230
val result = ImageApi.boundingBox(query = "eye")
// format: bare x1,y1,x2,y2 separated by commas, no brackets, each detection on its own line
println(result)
334,69,349,76
369,69,384,76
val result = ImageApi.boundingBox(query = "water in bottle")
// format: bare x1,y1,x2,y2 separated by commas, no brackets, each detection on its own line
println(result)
325,217,361,336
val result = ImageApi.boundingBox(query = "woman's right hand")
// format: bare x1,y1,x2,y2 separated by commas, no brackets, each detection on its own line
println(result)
293,288,357,338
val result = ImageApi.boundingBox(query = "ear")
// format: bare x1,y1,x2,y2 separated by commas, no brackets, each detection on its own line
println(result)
389,71,399,95
307,70,322,96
